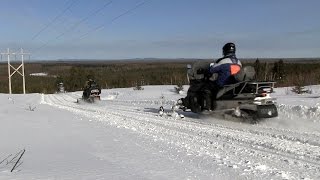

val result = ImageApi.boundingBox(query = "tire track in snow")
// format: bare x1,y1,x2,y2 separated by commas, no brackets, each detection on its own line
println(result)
60,92,320,139
77,96,320,148
90,97,320,142
48,93,320,147
45,93,320,161
42,93,320,179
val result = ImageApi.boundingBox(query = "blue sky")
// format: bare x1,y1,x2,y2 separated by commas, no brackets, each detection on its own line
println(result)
0,0,319,60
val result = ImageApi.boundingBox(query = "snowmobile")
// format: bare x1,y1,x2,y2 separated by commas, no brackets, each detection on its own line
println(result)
80,81,101,103
173,61,278,122
56,82,65,93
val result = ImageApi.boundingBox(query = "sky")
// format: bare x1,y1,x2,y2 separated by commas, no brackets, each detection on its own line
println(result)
0,0,319,60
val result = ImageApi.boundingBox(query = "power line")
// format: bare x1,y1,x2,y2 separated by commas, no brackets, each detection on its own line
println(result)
34,0,113,52
33,0,150,54
55,0,113,40
78,0,150,40
31,0,79,41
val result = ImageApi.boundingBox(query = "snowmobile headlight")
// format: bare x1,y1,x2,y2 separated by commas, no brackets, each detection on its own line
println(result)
253,101,262,105
91,89,100,93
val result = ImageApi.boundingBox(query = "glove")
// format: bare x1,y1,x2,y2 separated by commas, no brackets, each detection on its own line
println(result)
196,68,205,74
204,70,212,78
197,68,212,78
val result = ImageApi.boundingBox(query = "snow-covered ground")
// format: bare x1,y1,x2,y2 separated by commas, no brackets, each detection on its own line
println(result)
29,72,48,77
1,85,320,179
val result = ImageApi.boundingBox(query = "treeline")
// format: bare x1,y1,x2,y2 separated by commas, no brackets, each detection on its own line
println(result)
250,59,320,87
0,59,319,94
60,63,188,92
0,61,189,93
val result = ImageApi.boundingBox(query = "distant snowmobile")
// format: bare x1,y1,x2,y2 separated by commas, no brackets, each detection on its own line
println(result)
170,61,278,123
79,80,101,103
56,82,65,93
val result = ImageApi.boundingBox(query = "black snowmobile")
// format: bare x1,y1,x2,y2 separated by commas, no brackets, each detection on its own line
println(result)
81,81,101,103
56,82,65,93
176,61,278,122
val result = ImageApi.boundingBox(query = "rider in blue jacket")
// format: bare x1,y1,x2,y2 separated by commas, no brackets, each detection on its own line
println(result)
210,42,242,87
202,42,242,111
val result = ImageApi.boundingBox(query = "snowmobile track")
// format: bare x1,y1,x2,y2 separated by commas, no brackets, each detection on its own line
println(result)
42,93,320,179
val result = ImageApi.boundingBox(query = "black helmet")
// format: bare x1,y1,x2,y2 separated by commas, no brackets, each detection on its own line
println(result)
222,42,236,56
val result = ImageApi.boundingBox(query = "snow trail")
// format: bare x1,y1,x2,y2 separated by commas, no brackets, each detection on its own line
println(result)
41,90,320,180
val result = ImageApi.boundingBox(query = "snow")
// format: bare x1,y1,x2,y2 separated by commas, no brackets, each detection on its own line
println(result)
1,85,320,179
29,72,48,76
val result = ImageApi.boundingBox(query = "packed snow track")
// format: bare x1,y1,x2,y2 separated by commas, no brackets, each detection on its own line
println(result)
42,86,320,179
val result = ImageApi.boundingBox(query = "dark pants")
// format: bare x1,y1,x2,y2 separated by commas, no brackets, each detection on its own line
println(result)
202,81,220,110
185,80,206,113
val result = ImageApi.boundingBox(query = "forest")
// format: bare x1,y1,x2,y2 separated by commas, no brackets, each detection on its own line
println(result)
0,58,319,94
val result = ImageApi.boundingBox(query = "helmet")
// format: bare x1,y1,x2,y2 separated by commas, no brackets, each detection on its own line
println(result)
222,42,236,56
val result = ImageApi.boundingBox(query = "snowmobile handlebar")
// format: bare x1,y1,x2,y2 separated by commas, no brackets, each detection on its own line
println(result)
196,68,212,77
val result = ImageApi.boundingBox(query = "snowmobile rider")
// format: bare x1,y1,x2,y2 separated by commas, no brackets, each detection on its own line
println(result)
201,42,242,111
85,78,95,89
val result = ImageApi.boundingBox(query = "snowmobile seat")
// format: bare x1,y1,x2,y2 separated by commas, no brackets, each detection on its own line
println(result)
215,82,243,99
215,66,256,99
234,66,256,82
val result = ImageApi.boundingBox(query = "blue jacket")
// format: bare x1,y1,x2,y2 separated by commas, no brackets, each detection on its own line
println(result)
209,55,242,87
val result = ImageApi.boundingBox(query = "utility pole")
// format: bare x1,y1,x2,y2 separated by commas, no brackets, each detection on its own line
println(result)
1,48,30,94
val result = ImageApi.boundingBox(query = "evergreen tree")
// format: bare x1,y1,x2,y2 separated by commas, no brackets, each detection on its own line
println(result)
174,81,184,94
272,59,285,81
291,74,310,94
254,58,261,80
278,59,285,80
